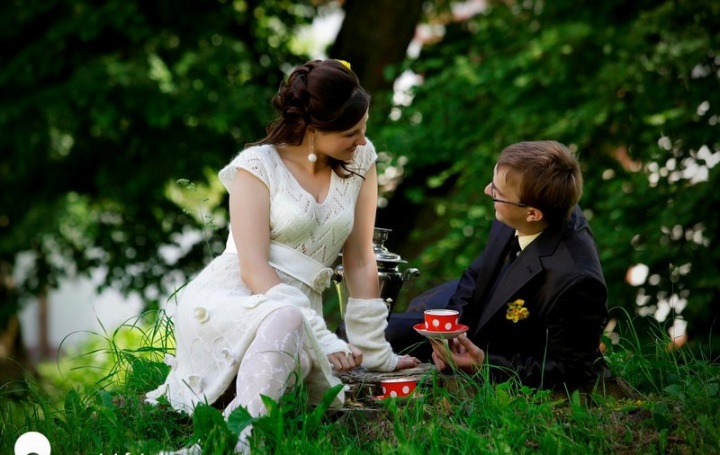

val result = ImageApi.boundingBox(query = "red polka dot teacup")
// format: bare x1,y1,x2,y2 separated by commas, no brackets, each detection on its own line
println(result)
381,378,417,399
423,309,459,332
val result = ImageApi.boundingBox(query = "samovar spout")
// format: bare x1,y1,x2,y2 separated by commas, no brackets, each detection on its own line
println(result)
403,267,420,284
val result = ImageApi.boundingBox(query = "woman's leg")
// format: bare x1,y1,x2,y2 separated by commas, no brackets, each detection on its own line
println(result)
222,305,309,450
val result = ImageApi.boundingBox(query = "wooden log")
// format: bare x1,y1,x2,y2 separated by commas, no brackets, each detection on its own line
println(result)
335,363,436,403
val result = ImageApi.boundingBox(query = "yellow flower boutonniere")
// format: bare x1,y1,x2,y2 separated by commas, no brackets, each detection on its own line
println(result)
336,59,352,70
506,299,530,323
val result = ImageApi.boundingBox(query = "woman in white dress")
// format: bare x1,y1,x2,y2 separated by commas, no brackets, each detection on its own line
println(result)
146,59,420,452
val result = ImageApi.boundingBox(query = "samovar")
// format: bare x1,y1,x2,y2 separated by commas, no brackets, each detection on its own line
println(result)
333,227,420,318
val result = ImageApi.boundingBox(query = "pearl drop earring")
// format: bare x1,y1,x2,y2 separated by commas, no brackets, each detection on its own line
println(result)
307,136,317,163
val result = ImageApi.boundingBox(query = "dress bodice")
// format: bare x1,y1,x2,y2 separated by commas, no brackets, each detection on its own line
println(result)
218,142,377,266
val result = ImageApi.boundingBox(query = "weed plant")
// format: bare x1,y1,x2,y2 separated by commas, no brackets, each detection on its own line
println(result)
1,311,718,454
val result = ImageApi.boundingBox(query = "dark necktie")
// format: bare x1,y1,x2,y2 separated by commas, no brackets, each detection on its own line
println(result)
487,236,521,298
506,235,521,264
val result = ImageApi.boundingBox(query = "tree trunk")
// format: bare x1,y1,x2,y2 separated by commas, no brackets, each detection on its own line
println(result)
331,0,429,264
38,287,53,360
330,0,425,104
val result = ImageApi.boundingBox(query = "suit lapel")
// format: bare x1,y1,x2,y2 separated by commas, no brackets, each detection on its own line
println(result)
473,253,542,333
472,224,564,335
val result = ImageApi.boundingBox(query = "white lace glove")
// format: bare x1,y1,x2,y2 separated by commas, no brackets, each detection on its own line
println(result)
265,283,350,358
344,297,399,372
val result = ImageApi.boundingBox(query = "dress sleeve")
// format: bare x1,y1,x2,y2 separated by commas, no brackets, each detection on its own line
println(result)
218,146,272,192
354,139,378,174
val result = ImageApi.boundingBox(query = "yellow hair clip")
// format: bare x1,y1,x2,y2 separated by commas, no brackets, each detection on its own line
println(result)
336,59,351,70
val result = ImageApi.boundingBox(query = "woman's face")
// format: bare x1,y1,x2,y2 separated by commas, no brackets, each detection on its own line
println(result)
314,111,369,161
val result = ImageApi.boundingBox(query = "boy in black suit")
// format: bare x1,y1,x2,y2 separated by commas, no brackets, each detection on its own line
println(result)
388,141,609,389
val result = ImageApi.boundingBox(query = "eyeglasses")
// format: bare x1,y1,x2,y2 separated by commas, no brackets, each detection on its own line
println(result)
490,181,528,208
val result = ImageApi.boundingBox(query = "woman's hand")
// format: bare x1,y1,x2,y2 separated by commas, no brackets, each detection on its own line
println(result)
328,344,363,372
394,354,422,371
430,333,485,373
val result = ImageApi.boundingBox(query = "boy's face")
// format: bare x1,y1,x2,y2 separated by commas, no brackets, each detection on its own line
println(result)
485,166,529,231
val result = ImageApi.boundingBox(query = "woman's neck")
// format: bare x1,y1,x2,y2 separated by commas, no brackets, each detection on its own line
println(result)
275,144,329,175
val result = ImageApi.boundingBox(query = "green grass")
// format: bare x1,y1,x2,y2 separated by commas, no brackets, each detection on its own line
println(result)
1,312,719,454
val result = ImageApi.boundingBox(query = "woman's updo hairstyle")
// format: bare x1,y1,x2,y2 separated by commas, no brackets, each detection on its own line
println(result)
250,60,370,177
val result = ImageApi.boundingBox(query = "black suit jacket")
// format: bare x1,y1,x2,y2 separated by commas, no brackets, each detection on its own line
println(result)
447,205,608,388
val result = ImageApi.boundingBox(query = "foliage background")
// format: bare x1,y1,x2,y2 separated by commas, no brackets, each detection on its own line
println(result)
1,0,719,376
375,0,720,344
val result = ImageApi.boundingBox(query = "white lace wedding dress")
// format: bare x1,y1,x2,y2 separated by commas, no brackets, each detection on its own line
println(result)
145,141,377,417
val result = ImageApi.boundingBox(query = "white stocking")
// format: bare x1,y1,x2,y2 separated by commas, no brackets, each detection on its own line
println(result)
222,306,309,451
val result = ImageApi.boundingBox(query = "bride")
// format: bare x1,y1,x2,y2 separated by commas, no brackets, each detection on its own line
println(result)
145,59,420,453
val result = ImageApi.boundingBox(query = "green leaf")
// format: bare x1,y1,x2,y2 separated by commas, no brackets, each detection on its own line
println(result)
227,405,254,436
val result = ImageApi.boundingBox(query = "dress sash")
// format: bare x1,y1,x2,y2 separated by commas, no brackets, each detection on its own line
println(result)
224,233,334,294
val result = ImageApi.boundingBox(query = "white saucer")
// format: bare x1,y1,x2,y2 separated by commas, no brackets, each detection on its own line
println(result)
413,323,469,340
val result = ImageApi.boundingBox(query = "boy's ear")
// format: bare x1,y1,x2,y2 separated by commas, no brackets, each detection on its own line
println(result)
526,207,544,223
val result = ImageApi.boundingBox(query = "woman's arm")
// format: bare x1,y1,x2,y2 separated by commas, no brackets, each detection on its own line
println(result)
342,163,420,371
229,168,281,294
341,163,380,298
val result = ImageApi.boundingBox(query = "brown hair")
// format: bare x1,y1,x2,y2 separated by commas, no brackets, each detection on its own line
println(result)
497,141,583,224
250,59,371,177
